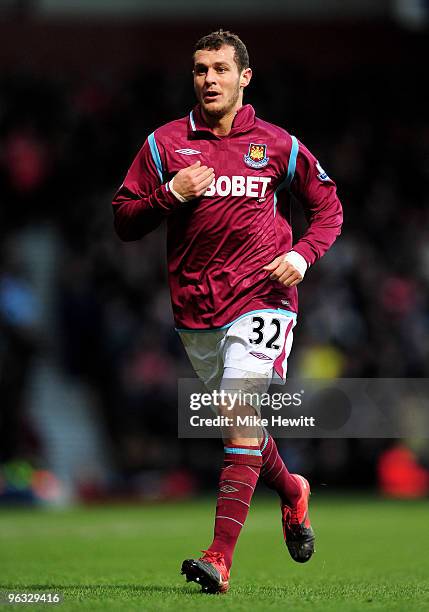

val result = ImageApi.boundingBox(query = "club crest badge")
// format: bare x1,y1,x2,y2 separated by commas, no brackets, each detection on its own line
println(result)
244,143,269,169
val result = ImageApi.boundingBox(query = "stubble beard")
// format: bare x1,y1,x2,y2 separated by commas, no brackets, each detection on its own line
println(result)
200,83,241,118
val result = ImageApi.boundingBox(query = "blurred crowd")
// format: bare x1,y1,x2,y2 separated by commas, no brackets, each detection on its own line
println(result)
0,49,428,501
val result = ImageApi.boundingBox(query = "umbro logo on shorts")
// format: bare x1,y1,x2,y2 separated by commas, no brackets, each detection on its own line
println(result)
220,485,239,493
175,148,201,155
250,351,272,361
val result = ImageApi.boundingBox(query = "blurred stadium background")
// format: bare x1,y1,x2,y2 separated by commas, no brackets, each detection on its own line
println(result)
0,0,428,509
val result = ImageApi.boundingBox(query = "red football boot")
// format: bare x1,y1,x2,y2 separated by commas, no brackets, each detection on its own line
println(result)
282,474,315,563
181,550,230,594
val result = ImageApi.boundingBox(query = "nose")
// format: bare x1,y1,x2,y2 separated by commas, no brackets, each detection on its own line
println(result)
205,68,218,85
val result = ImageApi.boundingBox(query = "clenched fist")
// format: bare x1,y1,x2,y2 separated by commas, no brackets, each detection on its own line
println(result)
170,161,215,201
263,251,307,287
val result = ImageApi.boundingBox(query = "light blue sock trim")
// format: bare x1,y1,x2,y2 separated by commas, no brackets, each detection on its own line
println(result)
148,132,163,182
224,447,262,456
261,435,269,452
176,308,297,333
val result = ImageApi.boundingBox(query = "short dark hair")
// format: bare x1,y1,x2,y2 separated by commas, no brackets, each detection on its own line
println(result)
194,29,249,72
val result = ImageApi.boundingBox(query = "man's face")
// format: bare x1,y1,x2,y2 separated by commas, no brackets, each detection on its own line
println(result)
193,45,251,117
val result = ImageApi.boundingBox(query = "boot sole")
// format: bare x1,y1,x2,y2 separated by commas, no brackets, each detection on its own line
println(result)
181,559,229,594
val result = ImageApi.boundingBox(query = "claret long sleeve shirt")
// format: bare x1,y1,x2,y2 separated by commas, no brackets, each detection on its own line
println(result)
112,104,343,330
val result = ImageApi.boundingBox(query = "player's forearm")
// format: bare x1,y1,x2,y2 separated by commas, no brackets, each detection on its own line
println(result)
112,200,164,241
112,183,180,241
289,140,343,266
113,182,180,215
292,203,343,266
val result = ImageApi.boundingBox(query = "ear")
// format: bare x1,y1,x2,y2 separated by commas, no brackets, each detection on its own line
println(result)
240,67,252,89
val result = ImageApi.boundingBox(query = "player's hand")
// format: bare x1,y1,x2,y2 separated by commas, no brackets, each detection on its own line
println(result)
263,254,304,287
171,161,215,201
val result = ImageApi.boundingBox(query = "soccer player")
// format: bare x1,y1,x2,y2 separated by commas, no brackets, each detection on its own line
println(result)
112,30,343,594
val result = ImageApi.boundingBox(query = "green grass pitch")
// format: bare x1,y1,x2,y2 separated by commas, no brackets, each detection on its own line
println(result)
1,493,428,611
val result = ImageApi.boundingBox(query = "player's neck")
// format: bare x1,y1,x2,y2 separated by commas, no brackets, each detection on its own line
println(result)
202,100,243,136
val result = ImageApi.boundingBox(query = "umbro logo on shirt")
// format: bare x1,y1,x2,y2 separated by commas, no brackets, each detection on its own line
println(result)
175,148,201,155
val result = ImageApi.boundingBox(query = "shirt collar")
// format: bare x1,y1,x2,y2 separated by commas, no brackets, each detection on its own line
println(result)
188,104,256,137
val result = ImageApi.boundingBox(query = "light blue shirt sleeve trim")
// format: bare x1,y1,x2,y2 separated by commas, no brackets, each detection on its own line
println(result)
286,135,299,188
148,132,163,182
176,308,297,333
274,179,287,217
273,135,299,217
189,111,196,131
224,447,262,456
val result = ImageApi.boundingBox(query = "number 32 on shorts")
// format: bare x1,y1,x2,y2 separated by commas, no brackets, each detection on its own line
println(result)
248,316,281,350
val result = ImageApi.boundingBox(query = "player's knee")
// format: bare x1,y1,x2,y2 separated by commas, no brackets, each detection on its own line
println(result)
223,435,260,447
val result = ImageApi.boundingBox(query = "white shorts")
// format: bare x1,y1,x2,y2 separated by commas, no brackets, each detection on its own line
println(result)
178,309,297,412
